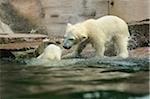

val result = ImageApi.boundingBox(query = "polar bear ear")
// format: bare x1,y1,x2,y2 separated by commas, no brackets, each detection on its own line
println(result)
67,23,72,27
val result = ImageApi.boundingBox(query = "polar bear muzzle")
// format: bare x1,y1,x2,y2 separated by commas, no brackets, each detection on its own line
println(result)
63,37,76,49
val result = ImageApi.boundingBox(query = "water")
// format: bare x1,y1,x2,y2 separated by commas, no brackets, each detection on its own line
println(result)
0,58,149,99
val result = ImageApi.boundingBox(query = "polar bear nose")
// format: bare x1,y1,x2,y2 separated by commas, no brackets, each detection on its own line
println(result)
63,45,71,49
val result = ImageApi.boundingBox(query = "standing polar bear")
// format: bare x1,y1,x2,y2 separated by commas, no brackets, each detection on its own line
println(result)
63,15,130,58
37,44,62,60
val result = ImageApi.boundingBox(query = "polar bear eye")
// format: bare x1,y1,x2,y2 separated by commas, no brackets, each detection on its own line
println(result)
69,38,74,41
82,36,86,39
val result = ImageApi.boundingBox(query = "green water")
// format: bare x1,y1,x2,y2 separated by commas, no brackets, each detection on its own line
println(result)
0,58,149,99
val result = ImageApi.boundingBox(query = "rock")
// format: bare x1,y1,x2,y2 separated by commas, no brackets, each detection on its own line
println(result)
0,49,15,58
0,20,13,33
0,33,47,44
0,33,48,59
128,23,149,49
10,0,43,24
129,47,149,58
0,1,47,34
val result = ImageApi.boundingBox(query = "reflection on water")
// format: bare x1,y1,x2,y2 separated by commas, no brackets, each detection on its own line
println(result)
0,59,149,99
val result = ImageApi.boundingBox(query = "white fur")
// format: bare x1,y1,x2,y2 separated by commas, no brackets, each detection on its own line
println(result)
37,44,62,60
64,15,130,58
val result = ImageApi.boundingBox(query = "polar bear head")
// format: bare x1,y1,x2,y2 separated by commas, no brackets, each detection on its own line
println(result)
63,23,88,49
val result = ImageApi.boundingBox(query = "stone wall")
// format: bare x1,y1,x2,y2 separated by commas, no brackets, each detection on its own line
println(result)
0,0,149,37
10,0,43,24
40,0,108,36
3,0,108,36
109,0,150,23
0,0,46,34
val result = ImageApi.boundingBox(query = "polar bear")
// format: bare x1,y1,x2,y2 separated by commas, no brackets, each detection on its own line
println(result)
37,44,62,60
63,15,130,58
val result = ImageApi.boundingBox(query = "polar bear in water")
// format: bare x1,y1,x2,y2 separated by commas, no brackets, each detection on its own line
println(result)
37,44,62,60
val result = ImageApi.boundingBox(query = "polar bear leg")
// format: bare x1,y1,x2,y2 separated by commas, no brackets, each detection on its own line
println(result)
114,36,129,58
75,41,88,56
93,42,105,57
63,41,88,58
